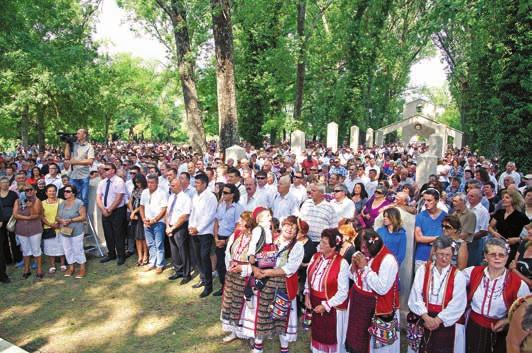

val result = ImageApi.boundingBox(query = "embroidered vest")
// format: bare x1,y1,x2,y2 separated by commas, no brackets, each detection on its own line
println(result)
308,252,349,310
421,262,457,313
371,246,400,315
467,266,522,311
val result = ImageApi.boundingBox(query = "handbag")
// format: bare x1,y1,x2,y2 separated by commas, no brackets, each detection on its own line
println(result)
6,215,16,233
256,243,278,269
60,226,74,236
269,288,291,321
42,228,57,240
368,315,399,348
406,312,425,352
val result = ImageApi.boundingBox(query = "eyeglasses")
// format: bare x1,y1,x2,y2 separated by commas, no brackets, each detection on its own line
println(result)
222,191,232,195
310,169,318,171
442,224,454,230
294,175,303,179
486,252,507,259
104,168,112,171
130,172,137,175
256,176,266,180
24,188,34,192
64,190,73,193
435,253,452,259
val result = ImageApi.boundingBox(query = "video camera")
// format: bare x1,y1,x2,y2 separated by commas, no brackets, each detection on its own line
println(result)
57,132,77,150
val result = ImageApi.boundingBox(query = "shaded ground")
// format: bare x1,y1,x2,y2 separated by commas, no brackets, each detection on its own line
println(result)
0,256,311,353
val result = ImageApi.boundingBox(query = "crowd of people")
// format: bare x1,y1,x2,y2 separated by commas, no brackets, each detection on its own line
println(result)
0,128,531,353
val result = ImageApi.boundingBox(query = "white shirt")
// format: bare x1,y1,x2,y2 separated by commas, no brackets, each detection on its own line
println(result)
408,264,467,327
275,238,304,277
189,189,218,234
331,197,356,220
256,185,274,208
366,180,378,198
463,267,530,319
239,191,270,212
350,253,398,295
306,254,350,312
289,184,307,205
247,222,273,256
44,174,63,192
140,187,168,221
166,191,191,226
182,185,197,199
271,191,300,222
469,203,490,233
344,175,370,194
97,175,126,208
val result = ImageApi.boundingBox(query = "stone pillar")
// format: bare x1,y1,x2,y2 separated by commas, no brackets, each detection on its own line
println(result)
375,130,384,146
365,128,374,147
454,132,463,149
225,145,246,163
327,122,339,152
290,130,305,156
349,125,359,152
416,134,439,185
428,134,443,158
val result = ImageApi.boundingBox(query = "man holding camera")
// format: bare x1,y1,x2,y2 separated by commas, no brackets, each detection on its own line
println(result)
64,129,94,208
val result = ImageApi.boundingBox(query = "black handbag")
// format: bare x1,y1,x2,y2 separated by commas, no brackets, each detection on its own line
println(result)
42,228,57,239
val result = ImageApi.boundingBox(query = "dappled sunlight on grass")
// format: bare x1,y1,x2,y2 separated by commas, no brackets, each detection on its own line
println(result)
134,314,175,337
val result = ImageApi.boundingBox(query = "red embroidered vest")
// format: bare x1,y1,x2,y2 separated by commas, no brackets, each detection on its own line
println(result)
307,252,349,310
421,262,457,313
371,246,400,315
467,266,522,310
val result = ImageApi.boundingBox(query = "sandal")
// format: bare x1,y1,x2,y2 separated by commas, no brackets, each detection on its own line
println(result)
36,273,44,280
48,267,57,274
22,272,31,279
60,265,67,272
142,259,149,266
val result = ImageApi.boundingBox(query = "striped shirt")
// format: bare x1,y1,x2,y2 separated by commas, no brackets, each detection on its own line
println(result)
299,199,338,242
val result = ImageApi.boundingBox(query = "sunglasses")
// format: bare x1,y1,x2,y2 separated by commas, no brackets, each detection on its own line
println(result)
64,190,73,193
256,176,266,180
104,168,112,171
334,189,344,193
310,169,318,171
294,175,303,179
24,188,34,192
222,191,232,195
441,224,454,230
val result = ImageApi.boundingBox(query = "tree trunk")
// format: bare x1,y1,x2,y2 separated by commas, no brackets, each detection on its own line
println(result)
169,0,206,153
36,107,45,151
293,0,306,120
211,0,238,152
20,105,29,148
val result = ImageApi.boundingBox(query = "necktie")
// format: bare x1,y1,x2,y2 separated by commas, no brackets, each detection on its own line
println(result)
168,194,177,224
104,179,111,207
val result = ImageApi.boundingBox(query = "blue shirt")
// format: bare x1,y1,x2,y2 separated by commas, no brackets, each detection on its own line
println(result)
377,226,407,265
215,202,244,237
414,210,447,261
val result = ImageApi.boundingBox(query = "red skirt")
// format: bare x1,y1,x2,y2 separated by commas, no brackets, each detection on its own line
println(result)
310,292,338,352
345,286,376,353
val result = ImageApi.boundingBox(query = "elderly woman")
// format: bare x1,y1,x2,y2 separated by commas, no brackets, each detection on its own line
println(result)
463,238,530,353
441,215,468,270
376,207,407,265
489,189,529,265
13,182,43,279
0,176,20,268
245,213,304,353
56,184,87,278
220,211,255,343
305,228,350,353
407,237,467,353
41,184,66,273
346,229,400,353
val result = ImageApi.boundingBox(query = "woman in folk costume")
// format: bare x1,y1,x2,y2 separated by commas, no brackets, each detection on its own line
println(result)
463,238,530,353
220,211,256,343
304,228,350,353
245,211,304,353
407,236,467,353
345,228,400,353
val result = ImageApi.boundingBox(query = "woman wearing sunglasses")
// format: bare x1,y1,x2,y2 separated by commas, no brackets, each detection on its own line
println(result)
463,238,530,353
56,184,87,278
13,183,44,279
440,215,468,270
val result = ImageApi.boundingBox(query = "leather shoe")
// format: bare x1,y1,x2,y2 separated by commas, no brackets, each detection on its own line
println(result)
212,289,223,297
192,281,205,289
100,256,116,263
168,273,183,280
124,251,134,258
180,276,192,285
199,288,212,298
116,257,125,266
0,277,11,284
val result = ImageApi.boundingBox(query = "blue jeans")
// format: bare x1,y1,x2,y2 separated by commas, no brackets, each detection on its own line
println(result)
144,222,165,268
70,177,90,208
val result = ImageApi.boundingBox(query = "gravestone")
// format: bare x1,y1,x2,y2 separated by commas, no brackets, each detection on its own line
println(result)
225,145,246,163
290,130,305,156
365,128,374,147
326,122,338,152
416,134,439,185
375,130,384,146
350,125,359,152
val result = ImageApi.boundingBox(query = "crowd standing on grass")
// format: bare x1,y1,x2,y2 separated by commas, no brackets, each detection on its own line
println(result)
0,128,531,353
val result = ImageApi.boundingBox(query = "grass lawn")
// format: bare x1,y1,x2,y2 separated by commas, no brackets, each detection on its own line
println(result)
0,255,311,353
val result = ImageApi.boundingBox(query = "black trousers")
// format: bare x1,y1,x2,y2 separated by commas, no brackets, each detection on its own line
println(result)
169,222,191,277
2,223,22,264
102,206,127,258
215,236,229,287
0,225,7,280
191,233,213,290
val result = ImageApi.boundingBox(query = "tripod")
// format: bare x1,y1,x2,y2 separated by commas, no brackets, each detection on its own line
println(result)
84,213,104,257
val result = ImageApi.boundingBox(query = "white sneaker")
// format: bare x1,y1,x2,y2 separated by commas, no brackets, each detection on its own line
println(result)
222,332,237,343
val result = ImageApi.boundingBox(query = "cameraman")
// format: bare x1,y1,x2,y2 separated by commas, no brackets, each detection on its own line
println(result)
64,129,94,208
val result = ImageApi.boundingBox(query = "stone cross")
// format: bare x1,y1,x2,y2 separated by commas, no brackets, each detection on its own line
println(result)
365,128,374,147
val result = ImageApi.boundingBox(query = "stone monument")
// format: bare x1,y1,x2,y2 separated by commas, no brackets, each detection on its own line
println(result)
365,127,374,147
225,145,246,163
416,134,439,185
327,122,338,152
290,130,305,156
350,125,359,152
